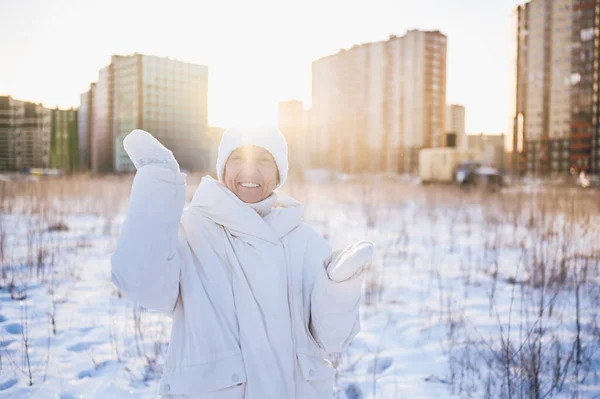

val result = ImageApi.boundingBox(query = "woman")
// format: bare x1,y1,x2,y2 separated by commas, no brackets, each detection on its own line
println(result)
111,126,373,398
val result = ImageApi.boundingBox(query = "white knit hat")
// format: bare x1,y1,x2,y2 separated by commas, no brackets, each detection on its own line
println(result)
216,125,289,189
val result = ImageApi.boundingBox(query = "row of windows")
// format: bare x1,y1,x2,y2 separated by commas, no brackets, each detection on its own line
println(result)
144,89,206,98
144,75,207,82
143,114,206,122
142,125,203,134
143,111,206,120
142,96,206,104
143,94,206,102
144,104,207,113
144,82,206,89
143,58,206,69
116,72,207,84
143,74,207,82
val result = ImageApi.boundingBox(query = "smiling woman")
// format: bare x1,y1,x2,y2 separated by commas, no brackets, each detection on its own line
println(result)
215,125,289,204
112,126,372,399
223,146,279,204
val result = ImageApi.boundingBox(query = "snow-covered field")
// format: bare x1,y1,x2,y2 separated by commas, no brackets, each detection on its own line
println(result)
1,174,600,398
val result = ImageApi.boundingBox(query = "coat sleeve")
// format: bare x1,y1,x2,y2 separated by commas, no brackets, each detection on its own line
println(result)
308,235,363,354
110,165,187,315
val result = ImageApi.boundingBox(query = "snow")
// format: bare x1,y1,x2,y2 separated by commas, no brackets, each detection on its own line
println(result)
1,176,600,398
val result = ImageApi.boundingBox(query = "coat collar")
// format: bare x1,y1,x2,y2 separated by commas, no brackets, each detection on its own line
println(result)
188,176,303,243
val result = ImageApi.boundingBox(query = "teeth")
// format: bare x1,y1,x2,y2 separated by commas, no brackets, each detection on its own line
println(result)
240,182,259,188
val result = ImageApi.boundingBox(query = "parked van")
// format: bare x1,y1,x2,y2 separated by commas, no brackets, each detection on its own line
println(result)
419,148,481,183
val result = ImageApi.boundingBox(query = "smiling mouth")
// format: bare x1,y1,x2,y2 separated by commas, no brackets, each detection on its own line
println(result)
239,182,261,188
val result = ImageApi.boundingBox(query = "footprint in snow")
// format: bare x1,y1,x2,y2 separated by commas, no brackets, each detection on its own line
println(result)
67,342,97,352
77,360,111,379
367,356,393,374
0,378,18,391
0,339,15,348
5,323,22,335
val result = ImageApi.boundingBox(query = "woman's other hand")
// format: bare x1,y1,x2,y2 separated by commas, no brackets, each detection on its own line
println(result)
326,241,374,282
123,129,180,173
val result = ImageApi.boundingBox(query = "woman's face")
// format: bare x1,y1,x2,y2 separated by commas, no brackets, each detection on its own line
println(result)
223,146,279,203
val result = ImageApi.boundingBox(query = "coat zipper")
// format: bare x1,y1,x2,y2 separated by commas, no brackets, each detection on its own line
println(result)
282,238,297,398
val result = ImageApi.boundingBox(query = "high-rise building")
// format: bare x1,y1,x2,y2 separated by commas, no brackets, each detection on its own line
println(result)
446,104,466,148
90,64,114,173
0,96,51,171
78,84,94,171
83,53,209,173
206,126,226,176
278,100,311,174
51,108,78,172
312,30,447,174
511,0,600,175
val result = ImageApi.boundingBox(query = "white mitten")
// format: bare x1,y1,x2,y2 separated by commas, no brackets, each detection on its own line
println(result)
123,129,180,172
326,241,374,282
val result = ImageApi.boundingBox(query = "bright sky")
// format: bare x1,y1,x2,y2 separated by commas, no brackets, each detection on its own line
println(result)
0,0,523,133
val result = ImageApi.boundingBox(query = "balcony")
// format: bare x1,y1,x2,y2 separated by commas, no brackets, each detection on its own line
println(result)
570,142,592,149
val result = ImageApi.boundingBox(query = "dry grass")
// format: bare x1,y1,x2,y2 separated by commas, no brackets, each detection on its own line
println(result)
2,173,600,396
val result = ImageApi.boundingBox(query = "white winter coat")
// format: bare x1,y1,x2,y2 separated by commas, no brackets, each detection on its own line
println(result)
111,166,362,399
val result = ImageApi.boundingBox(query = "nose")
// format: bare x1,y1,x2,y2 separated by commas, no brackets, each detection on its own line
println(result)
240,158,260,175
